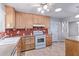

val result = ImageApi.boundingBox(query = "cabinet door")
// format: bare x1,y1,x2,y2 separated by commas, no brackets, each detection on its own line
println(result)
46,36,52,46
21,37,35,51
44,17,49,28
32,15,38,24
33,15,44,25
21,37,26,51
25,14,33,28
16,12,33,28
16,12,25,28
16,39,22,56
65,40,78,56
30,43,35,49
65,40,72,56
5,5,15,28
30,37,35,44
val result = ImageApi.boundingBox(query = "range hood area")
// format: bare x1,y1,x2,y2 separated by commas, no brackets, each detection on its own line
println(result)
33,24,45,27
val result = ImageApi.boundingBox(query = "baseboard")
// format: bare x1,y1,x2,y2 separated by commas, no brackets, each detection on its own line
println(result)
52,41,64,43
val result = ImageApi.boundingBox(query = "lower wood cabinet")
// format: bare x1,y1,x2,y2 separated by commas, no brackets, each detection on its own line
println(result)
30,44,35,49
65,39,79,56
16,38,22,56
46,35,52,46
21,36,35,51
16,36,35,56
16,35,52,56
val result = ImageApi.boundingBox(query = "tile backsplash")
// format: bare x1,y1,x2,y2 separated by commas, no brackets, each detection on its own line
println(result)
5,28,48,37
0,32,5,38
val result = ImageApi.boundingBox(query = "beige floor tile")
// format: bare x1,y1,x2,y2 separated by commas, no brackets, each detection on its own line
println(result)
21,42,65,56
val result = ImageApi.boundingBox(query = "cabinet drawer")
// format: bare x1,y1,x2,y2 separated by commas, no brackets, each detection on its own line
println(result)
24,39,30,43
25,42,31,45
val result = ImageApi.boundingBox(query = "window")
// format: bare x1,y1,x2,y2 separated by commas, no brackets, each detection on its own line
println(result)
0,4,5,32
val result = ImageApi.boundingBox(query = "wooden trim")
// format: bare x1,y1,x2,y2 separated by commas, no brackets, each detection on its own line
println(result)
16,11,50,18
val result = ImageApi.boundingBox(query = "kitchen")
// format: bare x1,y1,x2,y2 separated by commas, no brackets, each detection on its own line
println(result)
0,3,79,56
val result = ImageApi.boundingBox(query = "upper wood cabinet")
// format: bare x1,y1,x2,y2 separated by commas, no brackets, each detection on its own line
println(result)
15,12,50,29
5,5,15,28
43,17,50,28
16,12,25,28
32,14,40,24
25,13,33,28
32,14,50,28
16,12,33,28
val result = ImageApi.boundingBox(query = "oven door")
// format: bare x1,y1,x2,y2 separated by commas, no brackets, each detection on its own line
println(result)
37,38,44,43
35,35,46,45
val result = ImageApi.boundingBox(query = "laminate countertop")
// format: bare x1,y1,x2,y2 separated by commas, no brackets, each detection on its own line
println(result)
0,37,20,56
66,36,79,41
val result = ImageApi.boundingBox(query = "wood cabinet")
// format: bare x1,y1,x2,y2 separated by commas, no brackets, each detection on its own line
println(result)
16,38,22,56
16,36,35,55
15,12,50,29
65,39,79,56
5,5,15,28
16,12,33,28
44,17,50,28
25,14,33,28
5,5,50,29
32,14,50,28
15,12,25,28
21,36,35,51
32,15,43,25
16,35,52,55
46,35,52,46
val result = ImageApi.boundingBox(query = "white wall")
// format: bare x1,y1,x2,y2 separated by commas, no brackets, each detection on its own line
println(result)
69,22,78,36
0,4,5,32
49,18,63,42
49,15,79,41
61,20,69,40
62,16,79,37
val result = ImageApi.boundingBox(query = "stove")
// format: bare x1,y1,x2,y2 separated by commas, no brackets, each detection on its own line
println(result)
33,31,46,49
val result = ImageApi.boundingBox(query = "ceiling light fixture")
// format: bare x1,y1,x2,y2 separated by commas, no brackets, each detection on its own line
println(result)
77,22,79,24
41,10,44,14
37,7,42,12
47,9,49,11
43,5,48,9
55,8,62,12
37,3,50,14
75,15,79,18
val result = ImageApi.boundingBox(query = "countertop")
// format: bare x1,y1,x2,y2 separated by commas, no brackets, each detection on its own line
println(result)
21,34,52,37
0,37,20,56
66,36,79,41
0,44,16,56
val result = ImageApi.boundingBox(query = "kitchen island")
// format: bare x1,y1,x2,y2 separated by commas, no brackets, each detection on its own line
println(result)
65,36,79,56
0,37,20,56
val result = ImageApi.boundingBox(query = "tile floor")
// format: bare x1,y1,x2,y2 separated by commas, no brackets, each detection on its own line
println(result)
21,42,65,56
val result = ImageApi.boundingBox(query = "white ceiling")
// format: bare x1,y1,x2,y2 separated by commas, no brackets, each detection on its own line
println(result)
4,3,79,18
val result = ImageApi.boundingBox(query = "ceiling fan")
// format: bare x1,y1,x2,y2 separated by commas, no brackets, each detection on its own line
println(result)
32,3,53,14
32,3,53,7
